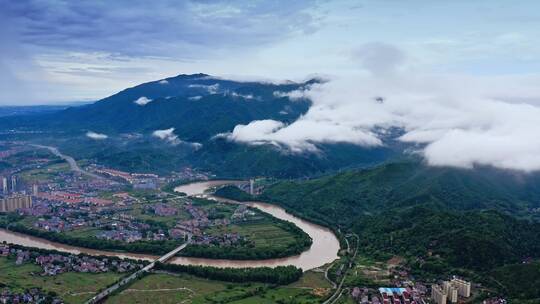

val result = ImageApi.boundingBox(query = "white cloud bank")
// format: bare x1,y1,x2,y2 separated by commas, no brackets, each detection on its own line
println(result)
152,128,202,149
134,96,152,106
152,128,178,143
225,43,540,172
86,131,108,140
188,83,220,94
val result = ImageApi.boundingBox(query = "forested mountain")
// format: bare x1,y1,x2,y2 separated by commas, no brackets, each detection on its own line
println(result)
354,207,540,270
0,74,397,177
261,161,540,272
262,161,540,226
0,74,313,139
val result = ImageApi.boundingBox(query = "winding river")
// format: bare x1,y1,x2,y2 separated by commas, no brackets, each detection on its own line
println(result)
0,180,340,271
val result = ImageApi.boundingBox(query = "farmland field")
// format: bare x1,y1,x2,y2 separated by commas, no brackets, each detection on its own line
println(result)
0,257,123,304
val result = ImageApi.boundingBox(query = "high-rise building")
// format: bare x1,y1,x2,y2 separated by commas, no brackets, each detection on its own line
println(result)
0,195,33,212
431,285,447,304
1,177,7,194
451,278,471,298
32,184,39,196
443,282,458,303
10,175,17,193
249,179,254,195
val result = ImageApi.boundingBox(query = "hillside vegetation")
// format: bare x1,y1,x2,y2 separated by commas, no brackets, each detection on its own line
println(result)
262,162,540,226
262,162,540,277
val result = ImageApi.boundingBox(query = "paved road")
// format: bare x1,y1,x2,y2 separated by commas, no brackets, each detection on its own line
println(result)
31,144,103,180
85,240,190,304
322,233,359,304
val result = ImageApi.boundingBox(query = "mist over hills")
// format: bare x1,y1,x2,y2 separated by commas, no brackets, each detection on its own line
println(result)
0,74,397,177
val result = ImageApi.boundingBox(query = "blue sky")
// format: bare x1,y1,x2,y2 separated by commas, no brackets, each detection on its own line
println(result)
1,0,540,104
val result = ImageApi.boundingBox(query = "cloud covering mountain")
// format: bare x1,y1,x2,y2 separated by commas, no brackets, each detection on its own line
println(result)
226,44,540,171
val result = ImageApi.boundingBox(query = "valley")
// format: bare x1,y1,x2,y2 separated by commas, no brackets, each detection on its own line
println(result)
2,2,538,304
0,74,538,304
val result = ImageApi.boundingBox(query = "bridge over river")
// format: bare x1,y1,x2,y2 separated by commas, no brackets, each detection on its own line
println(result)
85,239,191,304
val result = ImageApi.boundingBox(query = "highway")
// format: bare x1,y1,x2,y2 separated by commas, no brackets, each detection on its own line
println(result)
31,144,104,180
85,240,190,304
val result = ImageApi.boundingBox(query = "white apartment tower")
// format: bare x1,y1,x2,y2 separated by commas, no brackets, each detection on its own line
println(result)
451,278,471,298
1,177,7,194
443,281,458,303
32,184,39,196
10,175,17,193
431,285,447,304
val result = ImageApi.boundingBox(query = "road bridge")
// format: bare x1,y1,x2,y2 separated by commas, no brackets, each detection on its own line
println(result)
85,239,190,304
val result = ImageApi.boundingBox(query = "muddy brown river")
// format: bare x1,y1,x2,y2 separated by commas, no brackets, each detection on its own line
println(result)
0,180,340,271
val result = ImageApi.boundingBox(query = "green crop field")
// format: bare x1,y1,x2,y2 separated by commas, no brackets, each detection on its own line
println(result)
0,257,122,304
106,273,229,304
207,219,297,249
19,162,71,183
289,270,331,289
106,272,324,304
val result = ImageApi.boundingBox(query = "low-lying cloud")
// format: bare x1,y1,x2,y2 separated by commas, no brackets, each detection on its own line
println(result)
152,128,178,143
152,128,202,149
134,96,152,106
86,131,108,140
225,64,540,171
188,83,220,94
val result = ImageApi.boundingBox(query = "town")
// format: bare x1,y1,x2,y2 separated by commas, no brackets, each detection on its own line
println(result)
0,142,286,255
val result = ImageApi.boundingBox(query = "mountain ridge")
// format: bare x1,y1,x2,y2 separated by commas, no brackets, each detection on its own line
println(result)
0,73,397,177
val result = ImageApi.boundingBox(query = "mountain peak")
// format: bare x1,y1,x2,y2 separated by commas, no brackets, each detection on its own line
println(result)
170,73,210,80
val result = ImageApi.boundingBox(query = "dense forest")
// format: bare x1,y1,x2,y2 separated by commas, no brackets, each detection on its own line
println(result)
353,207,540,270
262,161,540,227
214,185,254,201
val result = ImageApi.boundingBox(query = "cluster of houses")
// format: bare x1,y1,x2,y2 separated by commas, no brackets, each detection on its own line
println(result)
231,205,257,221
351,286,428,304
0,288,62,304
145,203,177,216
92,167,160,190
171,202,249,246
96,216,169,242
1,244,143,276
346,263,430,304
27,198,134,233
98,230,144,243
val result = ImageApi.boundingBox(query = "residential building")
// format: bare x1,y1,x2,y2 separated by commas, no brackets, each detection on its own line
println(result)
451,278,471,298
2,177,7,194
443,281,458,303
32,184,39,196
11,175,17,193
0,195,33,212
431,285,447,304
